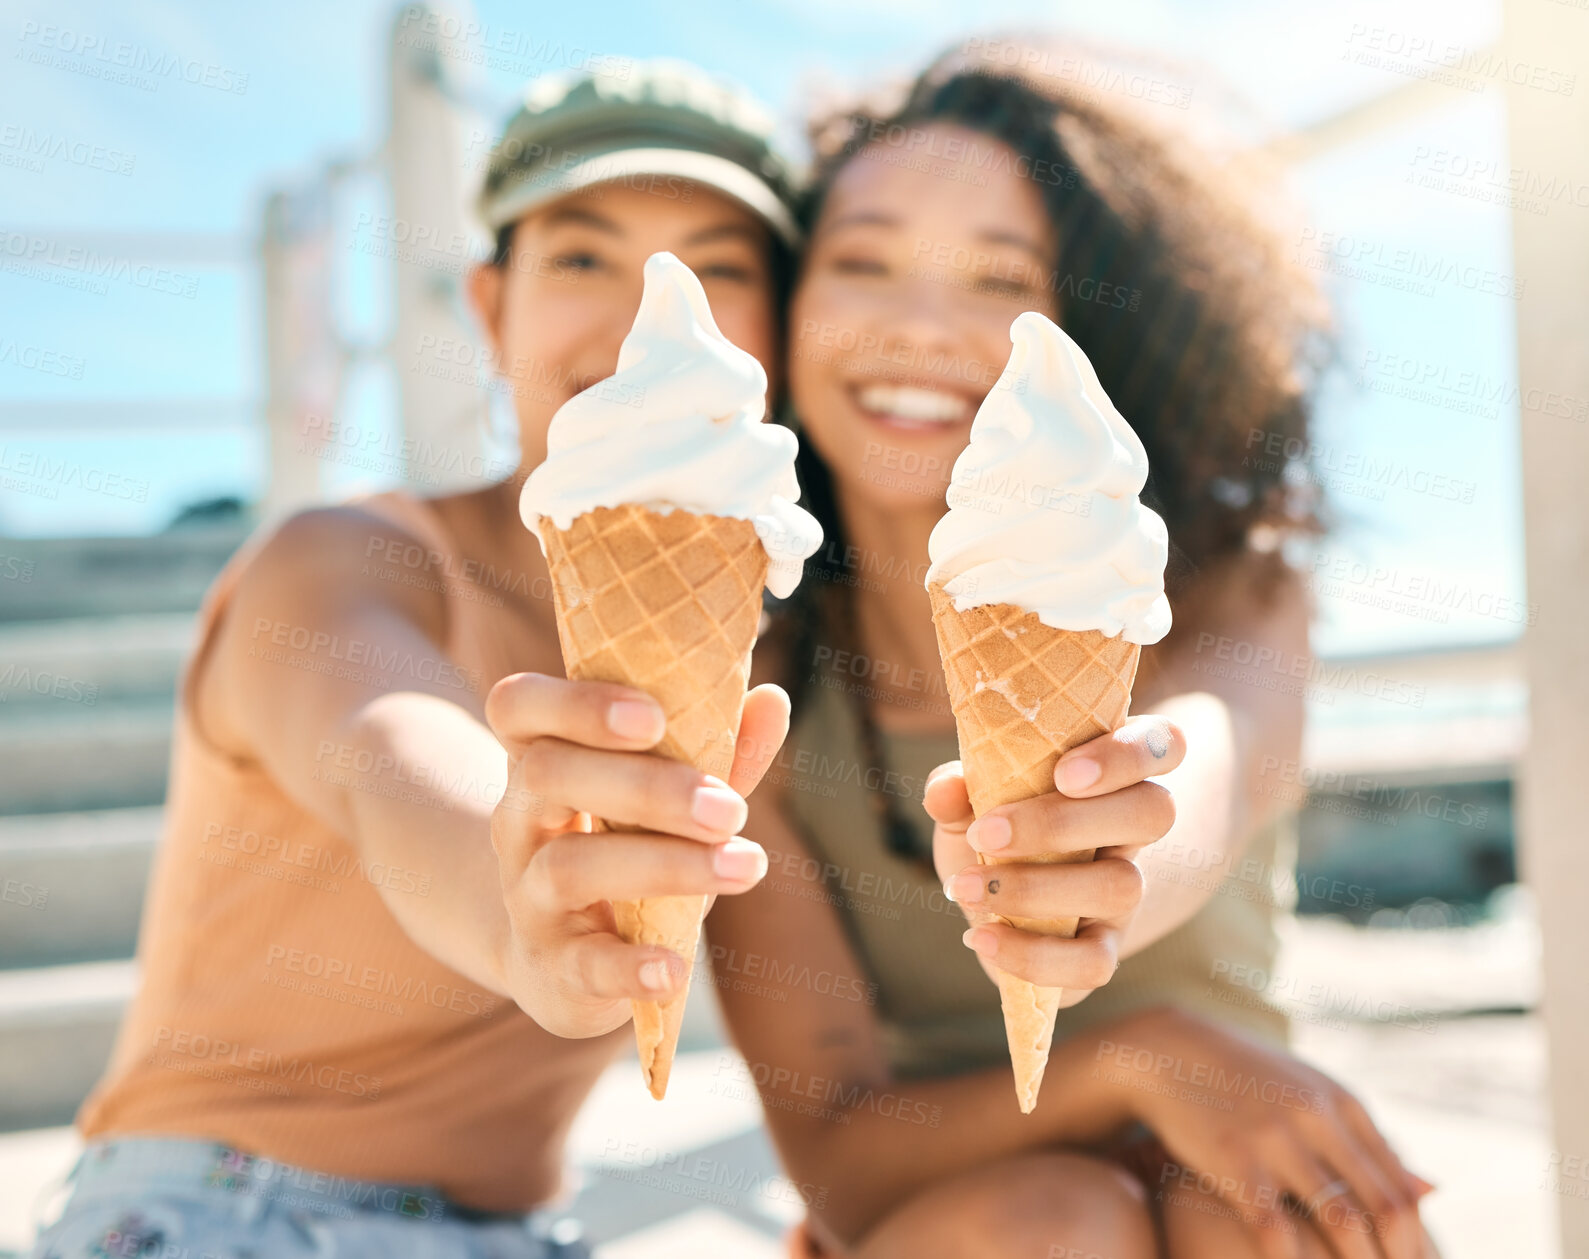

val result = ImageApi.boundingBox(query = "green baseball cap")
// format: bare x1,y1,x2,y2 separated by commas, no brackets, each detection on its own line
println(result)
477,60,801,245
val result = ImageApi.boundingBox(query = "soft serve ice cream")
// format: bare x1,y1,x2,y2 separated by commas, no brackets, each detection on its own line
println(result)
925,311,1170,644
521,251,821,596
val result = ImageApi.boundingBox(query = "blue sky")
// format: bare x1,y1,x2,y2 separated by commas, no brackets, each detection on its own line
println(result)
0,0,1527,655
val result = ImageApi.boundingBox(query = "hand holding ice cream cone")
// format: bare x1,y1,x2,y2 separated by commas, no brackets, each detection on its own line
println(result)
924,310,1175,1112
515,252,822,1097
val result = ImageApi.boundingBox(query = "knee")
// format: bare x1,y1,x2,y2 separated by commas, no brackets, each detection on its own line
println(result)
962,1151,1154,1259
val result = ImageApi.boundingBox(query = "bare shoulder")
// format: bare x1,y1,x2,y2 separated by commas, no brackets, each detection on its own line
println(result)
1160,550,1307,656
197,505,450,757
1139,549,1309,709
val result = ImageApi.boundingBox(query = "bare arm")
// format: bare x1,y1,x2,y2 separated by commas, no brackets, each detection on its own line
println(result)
713,794,1428,1258
203,507,517,994
707,791,1142,1244
1121,554,1308,955
204,506,790,1036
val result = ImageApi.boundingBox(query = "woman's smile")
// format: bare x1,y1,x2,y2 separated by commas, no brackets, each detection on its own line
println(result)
847,379,978,433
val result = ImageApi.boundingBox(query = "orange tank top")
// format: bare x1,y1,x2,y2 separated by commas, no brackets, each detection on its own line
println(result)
77,489,627,1212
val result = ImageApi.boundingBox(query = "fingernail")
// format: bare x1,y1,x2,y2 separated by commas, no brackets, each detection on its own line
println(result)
1056,757,1101,794
608,699,663,741
948,873,984,904
962,927,997,958
967,815,1011,852
638,958,677,993
1408,1172,1437,1196
712,838,767,882
691,781,746,833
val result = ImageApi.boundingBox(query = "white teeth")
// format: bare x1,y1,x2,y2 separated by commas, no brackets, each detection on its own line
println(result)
856,384,970,423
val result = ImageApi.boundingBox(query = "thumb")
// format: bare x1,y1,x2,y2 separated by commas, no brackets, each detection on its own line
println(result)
727,683,791,800
927,766,978,887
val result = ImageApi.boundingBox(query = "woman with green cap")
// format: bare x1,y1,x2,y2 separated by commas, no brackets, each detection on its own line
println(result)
30,60,806,1259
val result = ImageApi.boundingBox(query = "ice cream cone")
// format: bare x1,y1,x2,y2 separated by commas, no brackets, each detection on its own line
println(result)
522,253,819,1095
928,581,1140,1112
540,502,768,1098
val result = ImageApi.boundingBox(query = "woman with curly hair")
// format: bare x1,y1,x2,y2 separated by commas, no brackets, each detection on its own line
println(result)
699,42,1438,1258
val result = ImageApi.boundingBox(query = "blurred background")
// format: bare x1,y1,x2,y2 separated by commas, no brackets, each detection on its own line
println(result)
0,0,1584,1254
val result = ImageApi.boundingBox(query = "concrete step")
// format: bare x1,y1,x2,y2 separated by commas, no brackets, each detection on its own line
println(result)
0,525,246,623
0,1124,78,1257
0,808,161,968
0,959,135,1131
0,613,194,711
0,613,190,815
0,697,172,815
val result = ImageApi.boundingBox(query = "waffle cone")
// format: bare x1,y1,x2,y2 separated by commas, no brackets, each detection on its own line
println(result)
540,504,768,1099
928,582,1140,1112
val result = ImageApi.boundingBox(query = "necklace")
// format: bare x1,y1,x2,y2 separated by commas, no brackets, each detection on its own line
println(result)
831,580,934,867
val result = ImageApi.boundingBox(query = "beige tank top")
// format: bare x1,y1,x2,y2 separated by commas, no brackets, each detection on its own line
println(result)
776,677,1292,1079
78,489,627,1212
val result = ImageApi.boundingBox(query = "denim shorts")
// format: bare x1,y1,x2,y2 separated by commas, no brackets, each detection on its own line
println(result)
27,1137,591,1259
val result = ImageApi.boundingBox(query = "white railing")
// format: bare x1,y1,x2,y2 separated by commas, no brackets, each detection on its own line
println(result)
262,1,495,519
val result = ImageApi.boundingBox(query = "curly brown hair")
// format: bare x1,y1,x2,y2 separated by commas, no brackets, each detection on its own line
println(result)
774,42,1331,715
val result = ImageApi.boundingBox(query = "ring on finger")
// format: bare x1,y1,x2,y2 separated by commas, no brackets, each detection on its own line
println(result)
1304,1178,1352,1214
